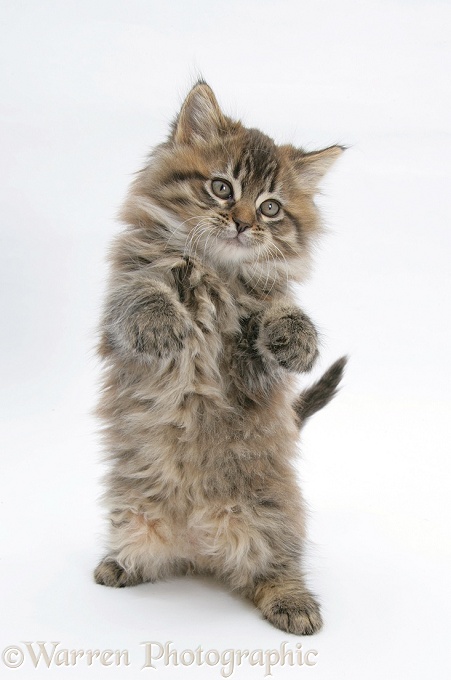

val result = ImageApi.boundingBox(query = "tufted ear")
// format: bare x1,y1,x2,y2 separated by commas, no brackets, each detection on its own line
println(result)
172,81,229,144
288,145,345,192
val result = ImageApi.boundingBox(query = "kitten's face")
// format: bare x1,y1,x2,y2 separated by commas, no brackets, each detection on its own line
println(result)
124,83,342,284
153,131,310,268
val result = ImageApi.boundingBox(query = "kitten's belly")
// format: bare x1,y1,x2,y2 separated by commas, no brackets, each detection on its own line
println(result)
114,374,299,505
129,419,301,580
128,396,299,511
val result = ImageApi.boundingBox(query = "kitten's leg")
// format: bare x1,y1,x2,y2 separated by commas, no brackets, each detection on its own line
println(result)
257,302,319,373
238,529,323,635
193,503,322,634
94,509,189,588
243,505,322,634
247,570,323,635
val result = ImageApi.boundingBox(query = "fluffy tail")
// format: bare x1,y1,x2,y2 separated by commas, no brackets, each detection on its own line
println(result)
294,356,348,425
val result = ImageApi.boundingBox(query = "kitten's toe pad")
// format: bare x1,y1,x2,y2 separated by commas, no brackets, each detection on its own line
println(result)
94,559,143,588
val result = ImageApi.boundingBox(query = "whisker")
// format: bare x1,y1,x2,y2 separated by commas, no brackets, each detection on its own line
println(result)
265,241,290,293
202,225,221,262
184,221,214,259
164,215,214,252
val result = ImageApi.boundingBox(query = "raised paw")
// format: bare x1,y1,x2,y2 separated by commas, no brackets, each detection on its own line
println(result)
259,307,318,373
129,293,192,358
94,558,144,588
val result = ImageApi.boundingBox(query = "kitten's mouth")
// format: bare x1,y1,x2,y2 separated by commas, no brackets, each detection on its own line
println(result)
232,235,250,247
213,227,258,262
221,231,252,248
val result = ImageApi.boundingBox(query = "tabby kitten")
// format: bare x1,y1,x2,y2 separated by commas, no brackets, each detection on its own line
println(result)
94,81,346,635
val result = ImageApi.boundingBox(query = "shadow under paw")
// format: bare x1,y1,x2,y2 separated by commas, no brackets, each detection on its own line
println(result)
94,559,143,588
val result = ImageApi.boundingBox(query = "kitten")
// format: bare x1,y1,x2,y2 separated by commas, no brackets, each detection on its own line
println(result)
94,81,346,635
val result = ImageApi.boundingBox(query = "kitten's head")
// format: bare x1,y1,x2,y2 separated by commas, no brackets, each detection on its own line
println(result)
121,81,343,289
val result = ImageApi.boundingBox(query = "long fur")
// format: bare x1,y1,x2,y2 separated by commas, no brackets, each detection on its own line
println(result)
294,356,348,425
94,82,346,635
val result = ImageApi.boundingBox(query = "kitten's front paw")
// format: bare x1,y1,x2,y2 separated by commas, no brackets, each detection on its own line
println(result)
129,293,191,358
259,307,318,372
94,558,143,588
263,592,323,635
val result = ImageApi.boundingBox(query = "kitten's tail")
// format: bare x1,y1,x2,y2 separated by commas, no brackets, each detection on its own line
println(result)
294,356,348,426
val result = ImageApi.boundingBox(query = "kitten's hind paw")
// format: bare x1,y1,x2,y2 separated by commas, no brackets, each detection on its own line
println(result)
94,558,143,588
253,582,323,635
263,594,323,635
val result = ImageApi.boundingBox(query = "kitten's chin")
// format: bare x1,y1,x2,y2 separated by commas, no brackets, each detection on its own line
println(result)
212,235,258,265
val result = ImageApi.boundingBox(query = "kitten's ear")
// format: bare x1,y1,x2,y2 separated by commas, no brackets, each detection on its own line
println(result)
289,145,345,192
172,82,228,144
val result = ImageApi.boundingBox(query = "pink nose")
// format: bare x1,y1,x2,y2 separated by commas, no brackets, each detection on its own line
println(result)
234,218,251,234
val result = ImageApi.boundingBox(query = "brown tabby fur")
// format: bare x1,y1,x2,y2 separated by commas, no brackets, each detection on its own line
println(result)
94,81,346,635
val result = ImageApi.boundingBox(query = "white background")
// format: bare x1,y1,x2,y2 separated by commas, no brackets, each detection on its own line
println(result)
1,1,450,678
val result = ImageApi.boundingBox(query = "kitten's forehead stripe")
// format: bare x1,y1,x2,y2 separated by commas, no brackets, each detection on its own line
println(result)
218,143,279,204
234,137,279,196
269,170,278,194
232,157,243,179
165,170,208,185
241,152,254,189
261,160,279,191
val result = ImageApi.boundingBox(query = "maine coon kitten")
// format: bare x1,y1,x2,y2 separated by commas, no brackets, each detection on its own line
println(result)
94,81,346,635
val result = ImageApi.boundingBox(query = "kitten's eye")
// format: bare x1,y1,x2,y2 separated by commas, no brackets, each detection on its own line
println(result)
211,179,233,200
259,199,281,217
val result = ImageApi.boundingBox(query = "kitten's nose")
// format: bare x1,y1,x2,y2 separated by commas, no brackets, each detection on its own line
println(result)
234,218,252,234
